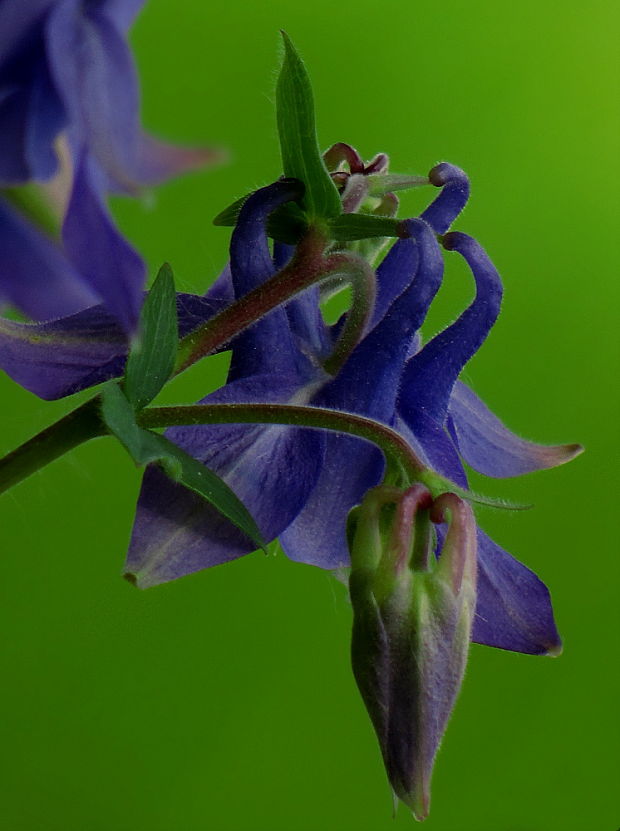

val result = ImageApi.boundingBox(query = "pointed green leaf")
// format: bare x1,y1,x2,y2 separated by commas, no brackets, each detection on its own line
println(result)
101,382,145,459
328,213,404,241
213,193,251,226
276,32,341,221
124,263,178,410
143,431,267,552
214,196,308,243
100,384,267,553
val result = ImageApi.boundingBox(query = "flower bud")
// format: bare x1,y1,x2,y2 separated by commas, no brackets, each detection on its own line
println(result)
348,486,477,820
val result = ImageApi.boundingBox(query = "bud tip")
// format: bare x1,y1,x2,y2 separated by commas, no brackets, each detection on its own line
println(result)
123,571,138,587
402,786,430,822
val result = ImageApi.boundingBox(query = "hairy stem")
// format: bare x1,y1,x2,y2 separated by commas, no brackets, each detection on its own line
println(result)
321,253,376,376
0,398,105,494
139,403,426,480
175,228,328,372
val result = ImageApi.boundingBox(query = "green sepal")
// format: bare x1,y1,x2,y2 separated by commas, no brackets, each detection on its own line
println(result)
101,382,146,460
100,383,267,554
124,263,178,410
328,213,403,241
276,32,341,220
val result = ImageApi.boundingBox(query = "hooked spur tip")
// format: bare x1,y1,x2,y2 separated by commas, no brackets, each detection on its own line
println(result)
564,443,585,462
428,164,448,188
123,571,138,588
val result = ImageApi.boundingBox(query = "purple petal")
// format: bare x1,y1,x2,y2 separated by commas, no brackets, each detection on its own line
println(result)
399,413,561,655
0,1,56,66
280,434,384,569
62,152,145,332
131,131,222,185
0,196,98,319
227,180,311,382
394,413,469,489
0,292,223,399
45,1,213,189
274,241,332,361
100,0,145,32
0,82,32,182
280,221,445,569
399,232,503,425
472,530,562,655
205,220,441,575
45,0,141,189
0,303,126,399
420,163,470,234
174,293,228,339
229,180,303,297
373,219,443,339
272,240,294,271
204,262,234,303
0,45,66,182
23,54,66,179
126,373,325,587
368,233,419,330
448,380,583,477
325,219,444,416
286,282,332,360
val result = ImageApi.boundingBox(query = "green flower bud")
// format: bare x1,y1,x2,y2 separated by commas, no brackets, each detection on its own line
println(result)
348,485,477,821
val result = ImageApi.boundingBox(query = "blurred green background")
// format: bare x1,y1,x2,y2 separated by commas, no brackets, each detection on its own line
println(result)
1,0,618,829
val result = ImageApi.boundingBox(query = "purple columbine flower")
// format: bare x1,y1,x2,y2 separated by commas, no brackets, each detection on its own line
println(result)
0,0,216,328
0,162,581,657
122,166,578,657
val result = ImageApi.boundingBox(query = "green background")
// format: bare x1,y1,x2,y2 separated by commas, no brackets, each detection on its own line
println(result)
1,1,618,829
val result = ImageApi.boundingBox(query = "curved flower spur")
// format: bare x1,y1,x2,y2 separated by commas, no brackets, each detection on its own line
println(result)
0,33,583,820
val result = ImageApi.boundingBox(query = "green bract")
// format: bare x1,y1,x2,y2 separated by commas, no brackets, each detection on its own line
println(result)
101,383,267,557
276,32,342,221
124,263,178,410
102,264,268,557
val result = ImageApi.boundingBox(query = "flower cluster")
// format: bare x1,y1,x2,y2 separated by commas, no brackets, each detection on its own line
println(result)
0,14,581,821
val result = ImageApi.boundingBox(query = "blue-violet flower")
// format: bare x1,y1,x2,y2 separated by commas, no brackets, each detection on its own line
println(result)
0,0,216,327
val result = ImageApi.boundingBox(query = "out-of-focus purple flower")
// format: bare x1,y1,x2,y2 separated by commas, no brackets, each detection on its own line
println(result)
0,290,225,398
0,0,217,328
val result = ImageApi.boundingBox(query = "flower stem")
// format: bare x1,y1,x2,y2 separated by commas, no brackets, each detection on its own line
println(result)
0,227,383,493
0,398,105,495
321,253,376,376
175,228,329,372
138,402,426,480
174,226,380,376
